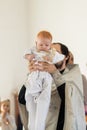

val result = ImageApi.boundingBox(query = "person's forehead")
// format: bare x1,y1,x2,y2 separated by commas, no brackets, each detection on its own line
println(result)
51,44,61,53
1,101,10,106
36,37,51,43
2,102,9,105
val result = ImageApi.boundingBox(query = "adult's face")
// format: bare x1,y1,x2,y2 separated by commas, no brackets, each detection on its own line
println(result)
51,43,62,54
51,43,67,69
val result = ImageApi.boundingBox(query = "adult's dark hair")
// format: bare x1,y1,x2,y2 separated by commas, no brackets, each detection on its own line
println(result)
53,42,70,64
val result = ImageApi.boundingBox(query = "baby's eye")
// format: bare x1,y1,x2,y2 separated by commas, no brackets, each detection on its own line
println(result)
40,44,43,46
46,44,49,46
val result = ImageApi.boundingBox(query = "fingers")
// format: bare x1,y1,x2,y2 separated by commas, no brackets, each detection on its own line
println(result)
39,61,49,66
28,60,56,73
28,61,35,72
28,61,43,72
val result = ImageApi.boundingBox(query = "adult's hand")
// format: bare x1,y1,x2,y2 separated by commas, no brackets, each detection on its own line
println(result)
29,61,57,74
38,62,57,74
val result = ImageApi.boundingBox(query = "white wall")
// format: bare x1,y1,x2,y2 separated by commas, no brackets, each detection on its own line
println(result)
0,0,29,113
0,0,87,113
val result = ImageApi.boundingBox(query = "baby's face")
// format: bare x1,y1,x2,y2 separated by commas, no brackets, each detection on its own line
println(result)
1,102,10,113
36,37,51,52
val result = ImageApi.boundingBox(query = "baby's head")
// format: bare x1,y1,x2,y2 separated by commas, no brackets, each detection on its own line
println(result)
36,30,52,52
0,99,10,114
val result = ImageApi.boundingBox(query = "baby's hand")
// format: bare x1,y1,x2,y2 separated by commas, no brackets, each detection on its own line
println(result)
43,56,52,62
3,118,10,125
25,54,35,61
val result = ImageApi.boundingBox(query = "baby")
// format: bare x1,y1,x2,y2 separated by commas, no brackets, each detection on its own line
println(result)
24,30,64,130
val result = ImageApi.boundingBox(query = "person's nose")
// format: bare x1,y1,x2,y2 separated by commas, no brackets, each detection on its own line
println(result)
43,45,46,49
